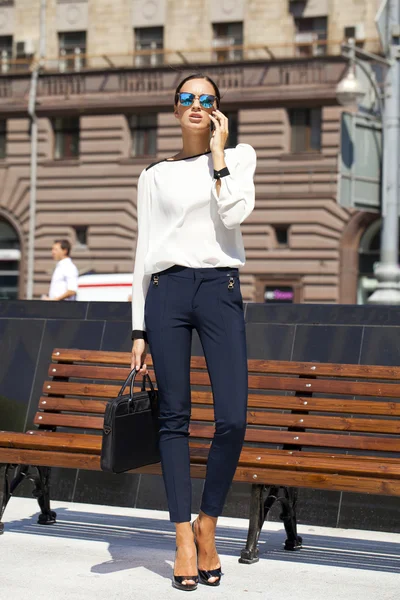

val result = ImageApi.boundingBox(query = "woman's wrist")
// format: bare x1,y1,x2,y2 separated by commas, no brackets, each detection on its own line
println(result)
212,152,226,170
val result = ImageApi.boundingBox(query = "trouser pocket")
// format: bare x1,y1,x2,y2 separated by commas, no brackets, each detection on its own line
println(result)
144,274,169,332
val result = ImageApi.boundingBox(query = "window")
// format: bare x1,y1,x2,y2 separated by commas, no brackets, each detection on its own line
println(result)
275,225,289,247
225,111,238,148
289,108,322,153
0,120,6,159
344,25,365,48
15,39,34,72
74,225,88,247
129,114,157,157
0,217,20,301
294,17,327,57
0,36,12,73
54,117,80,159
134,27,164,67
0,217,18,251
58,31,87,71
212,22,243,62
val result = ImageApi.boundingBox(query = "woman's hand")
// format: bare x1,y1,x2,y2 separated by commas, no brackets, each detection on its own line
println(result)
209,110,229,157
131,339,148,375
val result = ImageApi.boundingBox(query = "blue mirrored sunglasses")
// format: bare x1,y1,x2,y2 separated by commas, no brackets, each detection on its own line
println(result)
178,92,216,109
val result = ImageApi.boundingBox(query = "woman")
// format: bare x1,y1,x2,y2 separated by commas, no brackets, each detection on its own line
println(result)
131,73,256,591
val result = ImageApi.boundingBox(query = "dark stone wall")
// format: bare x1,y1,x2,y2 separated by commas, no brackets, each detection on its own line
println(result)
1,300,399,532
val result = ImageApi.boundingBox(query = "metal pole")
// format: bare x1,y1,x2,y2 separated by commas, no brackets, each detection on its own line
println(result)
368,0,400,304
26,0,46,299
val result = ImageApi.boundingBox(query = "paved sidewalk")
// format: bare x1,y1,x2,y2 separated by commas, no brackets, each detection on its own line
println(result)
1,497,399,600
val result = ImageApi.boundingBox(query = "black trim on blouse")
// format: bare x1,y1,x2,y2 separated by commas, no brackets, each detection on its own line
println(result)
131,330,148,343
146,151,212,171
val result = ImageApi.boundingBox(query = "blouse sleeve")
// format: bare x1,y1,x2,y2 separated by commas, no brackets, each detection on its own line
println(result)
211,143,256,230
131,168,152,339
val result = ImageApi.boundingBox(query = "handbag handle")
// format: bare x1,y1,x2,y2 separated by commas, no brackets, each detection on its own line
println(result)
118,368,155,398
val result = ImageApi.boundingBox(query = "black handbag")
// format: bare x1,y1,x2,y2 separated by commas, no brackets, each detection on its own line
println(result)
100,368,160,474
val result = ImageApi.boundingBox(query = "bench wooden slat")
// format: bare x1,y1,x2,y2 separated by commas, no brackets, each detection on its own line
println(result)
191,423,400,452
242,376,400,397
232,466,400,495
42,380,156,398
190,445,400,478
242,411,400,434
52,361,400,387
1,432,400,478
195,393,399,416
0,431,101,454
39,397,108,413
246,360,400,380
20,431,400,464
37,398,400,435
39,392,400,417
52,349,400,380
32,412,400,453
52,349,134,366
1,446,400,495
43,377,400,399
39,382,400,417
48,364,131,381
34,413,104,430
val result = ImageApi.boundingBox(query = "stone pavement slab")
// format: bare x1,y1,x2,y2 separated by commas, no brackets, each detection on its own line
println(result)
1,498,399,600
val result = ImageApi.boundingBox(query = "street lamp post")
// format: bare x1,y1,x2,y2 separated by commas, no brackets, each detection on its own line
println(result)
336,0,400,305
26,0,47,300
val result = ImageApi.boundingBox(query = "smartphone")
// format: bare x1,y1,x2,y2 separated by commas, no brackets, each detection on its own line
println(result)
210,120,215,132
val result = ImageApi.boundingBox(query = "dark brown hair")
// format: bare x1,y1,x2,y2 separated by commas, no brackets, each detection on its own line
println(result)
54,239,71,256
174,73,221,108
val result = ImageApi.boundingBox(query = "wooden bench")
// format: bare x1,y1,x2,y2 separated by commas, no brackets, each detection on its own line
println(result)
1,348,400,564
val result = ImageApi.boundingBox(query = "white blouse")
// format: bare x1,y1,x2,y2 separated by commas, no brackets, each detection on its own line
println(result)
131,142,257,333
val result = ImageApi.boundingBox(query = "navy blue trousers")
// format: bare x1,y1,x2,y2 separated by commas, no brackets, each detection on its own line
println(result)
144,265,248,523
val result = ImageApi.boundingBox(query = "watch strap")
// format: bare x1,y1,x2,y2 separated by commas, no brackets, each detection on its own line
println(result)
213,167,230,180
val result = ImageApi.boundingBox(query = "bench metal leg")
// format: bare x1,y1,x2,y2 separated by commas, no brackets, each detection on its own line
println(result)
0,464,12,534
9,464,30,494
0,464,57,532
240,484,303,563
239,484,264,564
240,484,280,564
278,487,302,551
32,466,57,525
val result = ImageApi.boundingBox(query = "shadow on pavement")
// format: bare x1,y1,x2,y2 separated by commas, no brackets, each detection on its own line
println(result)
4,507,400,576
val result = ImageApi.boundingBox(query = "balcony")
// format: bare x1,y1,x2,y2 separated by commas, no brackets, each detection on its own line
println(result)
0,36,381,76
0,36,380,115
0,55,349,116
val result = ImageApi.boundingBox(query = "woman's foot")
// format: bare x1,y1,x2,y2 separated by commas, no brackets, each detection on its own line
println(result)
173,524,198,590
192,513,222,585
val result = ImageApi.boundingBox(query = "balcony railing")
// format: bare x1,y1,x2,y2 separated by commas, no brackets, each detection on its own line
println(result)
0,37,382,75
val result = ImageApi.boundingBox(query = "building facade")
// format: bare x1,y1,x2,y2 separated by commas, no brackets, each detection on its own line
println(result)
0,0,384,303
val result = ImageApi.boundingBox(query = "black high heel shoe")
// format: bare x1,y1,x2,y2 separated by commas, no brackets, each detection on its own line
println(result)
172,548,199,592
191,520,222,587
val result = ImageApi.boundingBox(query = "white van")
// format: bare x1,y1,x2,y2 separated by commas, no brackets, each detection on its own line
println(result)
77,273,133,302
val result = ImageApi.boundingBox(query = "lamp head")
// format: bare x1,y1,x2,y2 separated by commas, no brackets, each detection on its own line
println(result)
336,68,366,106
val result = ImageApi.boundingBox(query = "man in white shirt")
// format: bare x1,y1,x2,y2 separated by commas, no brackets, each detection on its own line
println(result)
42,239,79,301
